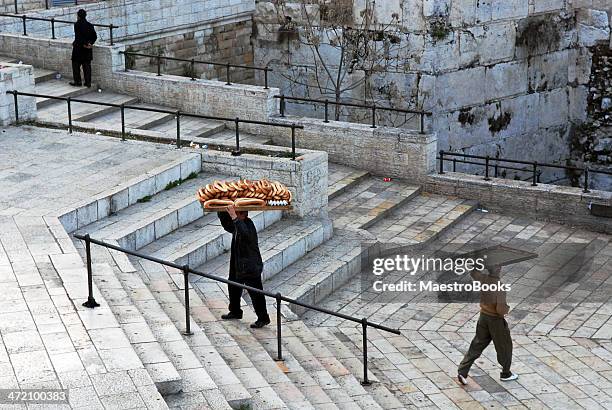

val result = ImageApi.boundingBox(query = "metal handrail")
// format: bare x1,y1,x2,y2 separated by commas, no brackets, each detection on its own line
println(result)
274,94,431,133
74,233,400,385
438,150,612,193
0,12,116,44
7,90,303,159
119,51,272,88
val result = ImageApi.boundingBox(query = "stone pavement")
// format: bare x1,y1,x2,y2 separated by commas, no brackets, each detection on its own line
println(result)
0,126,200,409
303,210,612,409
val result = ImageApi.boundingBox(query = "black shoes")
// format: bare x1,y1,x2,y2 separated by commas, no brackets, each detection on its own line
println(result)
221,312,243,320
250,318,271,328
69,82,82,87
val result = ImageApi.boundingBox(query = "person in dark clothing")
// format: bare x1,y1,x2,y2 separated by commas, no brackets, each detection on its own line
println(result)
218,206,270,328
70,9,97,87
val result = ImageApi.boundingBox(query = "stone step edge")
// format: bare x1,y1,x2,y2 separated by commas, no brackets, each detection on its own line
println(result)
53,151,202,233
35,84,93,108
328,170,371,200
98,196,205,252
358,186,422,230
35,116,226,148
101,239,252,408
88,261,182,396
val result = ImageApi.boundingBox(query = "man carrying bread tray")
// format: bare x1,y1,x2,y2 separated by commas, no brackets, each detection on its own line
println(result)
218,205,271,328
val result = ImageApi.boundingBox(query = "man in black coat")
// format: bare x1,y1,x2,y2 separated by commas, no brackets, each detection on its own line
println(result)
70,9,97,87
218,206,271,328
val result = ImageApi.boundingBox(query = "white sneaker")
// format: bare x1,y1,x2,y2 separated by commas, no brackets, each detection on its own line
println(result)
500,373,518,381
457,374,468,385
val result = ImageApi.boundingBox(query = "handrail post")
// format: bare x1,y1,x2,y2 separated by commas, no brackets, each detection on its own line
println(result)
419,113,425,134
453,157,457,172
120,103,125,141
484,156,490,181
225,63,231,85
51,18,56,39
12,90,18,124
324,99,329,123
22,15,27,36
275,293,283,361
123,52,128,72
264,66,269,89
45,0,48,9
532,162,538,186
183,265,192,335
494,154,499,178
67,97,72,134
279,95,286,117
439,150,444,174
583,167,590,193
231,118,241,156
190,59,196,81
361,318,371,386
109,24,114,46
176,111,181,149
14,0,17,13
82,234,100,308
157,56,161,76
291,125,296,160
371,105,376,128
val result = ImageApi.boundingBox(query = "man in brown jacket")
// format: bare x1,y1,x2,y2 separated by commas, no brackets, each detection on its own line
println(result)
458,265,518,384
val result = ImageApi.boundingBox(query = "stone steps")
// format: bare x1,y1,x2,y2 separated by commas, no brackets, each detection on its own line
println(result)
328,163,370,200
146,267,294,409
138,210,283,283
149,116,226,140
33,67,58,84
74,172,227,251
255,317,385,409
88,102,176,130
311,327,407,409
329,176,421,230
37,90,138,122
366,192,479,245
207,128,273,145
35,79,93,108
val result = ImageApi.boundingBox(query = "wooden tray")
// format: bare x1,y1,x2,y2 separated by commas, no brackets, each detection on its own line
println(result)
202,204,293,213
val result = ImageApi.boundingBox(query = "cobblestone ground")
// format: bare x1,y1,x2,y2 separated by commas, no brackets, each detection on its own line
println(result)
304,210,612,409
0,126,196,408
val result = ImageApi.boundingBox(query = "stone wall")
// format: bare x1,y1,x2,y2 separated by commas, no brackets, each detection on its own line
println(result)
0,0,254,43
252,0,610,182
266,115,437,184
0,63,36,126
426,172,612,234
0,0,45,13
200,143,329,218
126,19,255,83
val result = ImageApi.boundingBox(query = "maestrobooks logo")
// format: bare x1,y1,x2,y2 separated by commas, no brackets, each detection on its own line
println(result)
358,238,609,305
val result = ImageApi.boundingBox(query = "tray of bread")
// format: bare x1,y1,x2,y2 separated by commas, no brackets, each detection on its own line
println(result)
197,179,293,212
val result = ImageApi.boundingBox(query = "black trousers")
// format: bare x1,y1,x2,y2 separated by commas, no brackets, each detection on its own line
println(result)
72,60,92,86
228,271,269,321
458,313,513,378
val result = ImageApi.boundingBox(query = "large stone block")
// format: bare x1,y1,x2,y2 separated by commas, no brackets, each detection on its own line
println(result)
434,66,486,110
485,61,528,100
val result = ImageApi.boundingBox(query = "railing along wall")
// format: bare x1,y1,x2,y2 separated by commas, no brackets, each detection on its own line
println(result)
119,51,272,89
438,150,612,193
275,94,432,134
7,90,303,159
0,12,116,44
74,234,400,385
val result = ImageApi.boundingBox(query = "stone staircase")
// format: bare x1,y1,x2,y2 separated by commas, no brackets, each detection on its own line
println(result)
70,160,478,409
2,56,274,145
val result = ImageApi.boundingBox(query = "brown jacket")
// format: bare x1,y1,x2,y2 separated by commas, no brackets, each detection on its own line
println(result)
470,270,509,317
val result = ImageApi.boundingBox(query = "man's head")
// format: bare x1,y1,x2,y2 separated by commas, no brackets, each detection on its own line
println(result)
77,9,87,20
235,211,248,220
487,265,502,278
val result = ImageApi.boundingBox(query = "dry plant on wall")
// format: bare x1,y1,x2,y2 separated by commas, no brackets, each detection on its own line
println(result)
272,0,409,122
